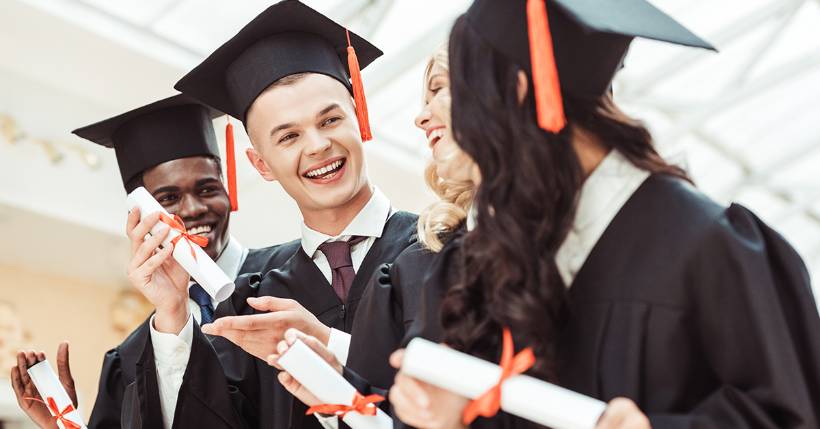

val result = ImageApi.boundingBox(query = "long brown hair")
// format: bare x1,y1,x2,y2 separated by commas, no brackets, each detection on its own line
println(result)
441,15,688,380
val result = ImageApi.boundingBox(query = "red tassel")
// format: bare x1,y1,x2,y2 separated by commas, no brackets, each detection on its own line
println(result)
527,0,565,133
346,30,372,142
225,116,238,212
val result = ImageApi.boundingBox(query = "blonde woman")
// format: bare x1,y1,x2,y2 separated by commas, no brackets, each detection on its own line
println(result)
265,46,479,411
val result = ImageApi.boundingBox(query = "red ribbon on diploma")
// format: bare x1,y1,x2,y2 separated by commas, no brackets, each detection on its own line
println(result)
462,327,535,425
306,392,385,418
24,396,81,429
159,213,209,261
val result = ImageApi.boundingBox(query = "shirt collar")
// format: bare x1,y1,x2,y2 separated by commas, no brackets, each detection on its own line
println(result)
215,235,248,280
572,149,650,232
300,187,392,257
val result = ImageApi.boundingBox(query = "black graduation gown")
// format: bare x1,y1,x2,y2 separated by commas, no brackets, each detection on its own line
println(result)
128,211,418,429
86,245,285,429
407,175,820,429
342,242,438,398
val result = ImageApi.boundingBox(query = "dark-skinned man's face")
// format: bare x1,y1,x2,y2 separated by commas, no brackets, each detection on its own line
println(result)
141,156,231,260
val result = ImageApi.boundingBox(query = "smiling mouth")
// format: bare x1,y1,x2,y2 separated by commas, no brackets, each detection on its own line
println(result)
427,128,445,148
303,158,346,180
187,224,214,237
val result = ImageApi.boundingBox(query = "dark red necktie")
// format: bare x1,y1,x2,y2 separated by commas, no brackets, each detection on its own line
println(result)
318,236,368,303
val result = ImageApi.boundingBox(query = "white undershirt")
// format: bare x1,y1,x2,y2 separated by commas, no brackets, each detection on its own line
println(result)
466,149,650,287
149,188,393,429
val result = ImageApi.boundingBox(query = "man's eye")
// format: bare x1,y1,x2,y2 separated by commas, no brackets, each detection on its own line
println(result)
279,133,298,144
157,194,177,204
199,187,218,195
321,117,341,127
430,86,442,94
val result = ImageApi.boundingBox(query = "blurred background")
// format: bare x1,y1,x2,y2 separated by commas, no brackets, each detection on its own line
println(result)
1,0,818,426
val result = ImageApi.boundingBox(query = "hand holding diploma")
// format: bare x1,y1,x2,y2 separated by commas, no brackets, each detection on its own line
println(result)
273,330,392,429
10,342,79,429
267,328,343,407
125,207,190,334
389,349,470,429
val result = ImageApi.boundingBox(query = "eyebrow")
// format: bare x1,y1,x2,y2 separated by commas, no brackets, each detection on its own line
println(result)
318,103,342,117
270,121,298,138
151,178,219,195
152,185,179,195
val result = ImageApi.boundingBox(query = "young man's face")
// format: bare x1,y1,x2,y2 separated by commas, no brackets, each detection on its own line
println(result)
141,156,231,260
244,73,370,213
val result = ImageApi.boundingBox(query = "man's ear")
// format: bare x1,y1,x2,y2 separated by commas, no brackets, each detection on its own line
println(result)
246,147,277,182
516,70,528,105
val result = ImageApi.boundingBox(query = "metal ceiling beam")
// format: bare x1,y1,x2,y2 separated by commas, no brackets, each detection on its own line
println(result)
620,0,805,98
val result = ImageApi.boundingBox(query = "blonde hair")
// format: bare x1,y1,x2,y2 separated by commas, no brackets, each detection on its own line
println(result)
417,46,475,252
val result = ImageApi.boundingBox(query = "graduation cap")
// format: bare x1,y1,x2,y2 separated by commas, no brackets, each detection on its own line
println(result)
465,0,716,133
174,0,383,142
72,94,239,211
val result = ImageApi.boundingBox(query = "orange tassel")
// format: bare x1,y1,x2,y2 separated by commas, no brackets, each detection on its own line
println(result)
225,116,238,211
527,0,565,133
346,30,372,142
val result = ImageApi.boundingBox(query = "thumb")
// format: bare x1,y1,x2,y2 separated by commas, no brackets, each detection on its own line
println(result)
247,296,297,312
56,342,78,407
389,349,405,369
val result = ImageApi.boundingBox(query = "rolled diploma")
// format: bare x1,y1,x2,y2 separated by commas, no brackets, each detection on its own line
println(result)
277,340,392,429
403,338,607,429
27,360,88,429
126,186,234,302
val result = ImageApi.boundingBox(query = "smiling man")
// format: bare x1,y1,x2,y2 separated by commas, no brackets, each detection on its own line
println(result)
10,94,292,429
118,1,419,429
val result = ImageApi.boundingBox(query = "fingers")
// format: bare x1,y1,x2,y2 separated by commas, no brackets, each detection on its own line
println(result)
10,365,25,404
285,328,339,369
266,352,283,370
128,243,174,289
205,313,275,332
128,227,170,275
277,371,302,394
128,211,162,255
247,296,298,312
389,349,405,369
390,380,432,427
56,342,77,406
394,372,431,409
597,398,648,429
126,207,141,240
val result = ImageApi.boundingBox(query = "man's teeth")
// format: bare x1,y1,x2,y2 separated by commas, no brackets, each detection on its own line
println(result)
188,225,212,235
306,159,343,178
428,128,445,145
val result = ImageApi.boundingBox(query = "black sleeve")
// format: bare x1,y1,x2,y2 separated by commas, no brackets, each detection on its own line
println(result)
648,204,820,428
87,347,125,429
347,263,405,391
122,274,265,429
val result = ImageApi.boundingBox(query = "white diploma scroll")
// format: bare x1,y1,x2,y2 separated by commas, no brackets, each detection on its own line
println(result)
277,340,393,429
27,360,88,429
403,338,607,429
126,186,234,302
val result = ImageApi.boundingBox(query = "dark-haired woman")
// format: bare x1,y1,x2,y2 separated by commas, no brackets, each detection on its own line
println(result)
390,1,820,429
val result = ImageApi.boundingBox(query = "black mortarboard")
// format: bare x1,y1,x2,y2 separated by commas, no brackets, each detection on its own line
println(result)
174,0,383,131
465,0,716,132
72,94,221,191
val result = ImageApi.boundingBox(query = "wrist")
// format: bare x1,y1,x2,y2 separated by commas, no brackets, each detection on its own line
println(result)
154,305,189,334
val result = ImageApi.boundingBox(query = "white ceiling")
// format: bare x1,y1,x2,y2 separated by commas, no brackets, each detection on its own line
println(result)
1,0,818,302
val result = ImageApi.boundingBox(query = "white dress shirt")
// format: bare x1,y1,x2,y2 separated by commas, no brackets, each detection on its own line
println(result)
300,186,393,365
465,150,649,288
149,236,248,429
555,149,650,287
150,188,393,429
